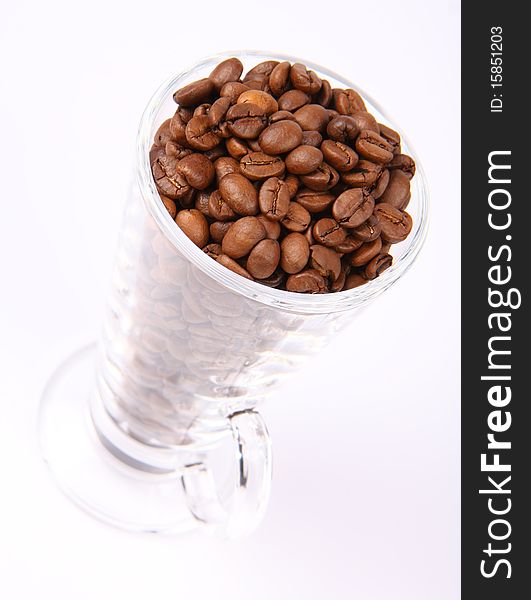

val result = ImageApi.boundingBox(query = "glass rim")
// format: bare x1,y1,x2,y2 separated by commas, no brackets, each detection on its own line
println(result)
136,50,430,314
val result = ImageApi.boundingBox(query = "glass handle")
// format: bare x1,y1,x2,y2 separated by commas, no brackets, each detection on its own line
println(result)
181,410,272,538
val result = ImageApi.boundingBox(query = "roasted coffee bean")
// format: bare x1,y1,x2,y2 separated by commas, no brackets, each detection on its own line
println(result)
299,163,339,191
268,61,292,96
269,110,297,123
173,78,214,107
368,168,390,199
333,88,366,114
257,214,281,239
301,130,323,147
203,243,223,258
149,144,166,164
246,239,281,279
219,173,259,216
278,89,310,112
281,202,311,232
388,153,416,179
378,123,401,154
315,79,333,107
293,104,330,132
226,137,250,159
349,237,383,267
348,111,379,134
240,152,285,180
330,263,349,291
341,160,382,187
208,189,237,221
280,233,310,274
381,241,393,254
355,130,394,164
245,60,279,79
160,195,177,218
226,103,268,139
221,216,266,258
152,155,190,199
378,169,410,208
220,81,250,104
260,269,286,288
284,174,300,198
176,153,215,189
259,120,303,154
313,218,347,247
193,103,211,117
286,269,328,293
179,187,196,208
169,111,189,146
185,115,221,151
208,97,231,126
334,235,363,253
326,115,359,143
364,253,393,280
237,90,278,115
258,177,290,221
247,138,262,152
195,190,211,216
352,214,382,242
310,244,341,280
244,75,270,91
374,203,413,243
175,209,209,247
295,188,335,213
320,139,358,172
290,63,322,94
285,145,323,175
209,58,244,91
214,156,240,181
304,222,316,245
216,254,254,280
210,220,233,243
344,272,368,289
154,119,173,147
166,141,193,160
177,106,194,123
332,189,374,228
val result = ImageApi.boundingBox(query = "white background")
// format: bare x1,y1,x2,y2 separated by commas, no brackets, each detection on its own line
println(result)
0,1,460,598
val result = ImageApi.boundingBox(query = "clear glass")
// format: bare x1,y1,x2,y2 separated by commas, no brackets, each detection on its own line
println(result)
38,51,429,537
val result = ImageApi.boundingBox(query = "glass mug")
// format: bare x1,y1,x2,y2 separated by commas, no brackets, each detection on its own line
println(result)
38,51,429,538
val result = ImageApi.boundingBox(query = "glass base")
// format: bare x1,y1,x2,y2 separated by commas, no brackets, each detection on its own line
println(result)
38,344,199,534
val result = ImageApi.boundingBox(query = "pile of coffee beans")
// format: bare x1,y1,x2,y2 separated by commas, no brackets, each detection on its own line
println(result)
150,57,415,293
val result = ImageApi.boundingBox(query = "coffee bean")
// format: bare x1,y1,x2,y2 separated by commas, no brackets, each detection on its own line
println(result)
210,221,233,243
284,174,300,198
226,137,250,159
268,61,292,96
295,188,335,213
374,203,413,243
378,123,401,154
220,81,250,104
246,239,281,279
240,152,285,180
355,130,394,164
326,115,359,143
341,160,382,187
193,103,211,117
208,189,236,221
349,236,383,267
185,115,221,151
208,97,231,126
299,163,339,191
259,269,286,288
194,190,211,216
348,111,379,134
169,111,189,146
352,214,382,242
237,90,279,115
221,216,266,258
244,76,270,92
312,218,347,247
219,173,259,216
257,214,281,239
245,60,279,79
286,269,328,293
269,110,297,124
388,153,416,179
310,244,341,280
378,169,410,208
344,272,368,289
149,144,166,165
368,168,390,199
209,58,244,91
176,153,215,189
277,89,311,112
281,202,311,232
364,253,393,280
280,232,310,273
334,236,364,253
203,243,223,258
333,88,366,114
214,156,240,181
332,189,374,228
216,254,254,280
259,120,303,154
179,187,196,208
290,63,322,94
304,222,316,245
226,103,268,139
301,130,323,147
315,79,333,107
160,195,177,218
175,209,209,247
173,78,214,107
152,155,191,199
258,177,290,221
285,145,324,175
154,119,173,147
165,141,193,160
320,139,358,172
293,104,330,132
